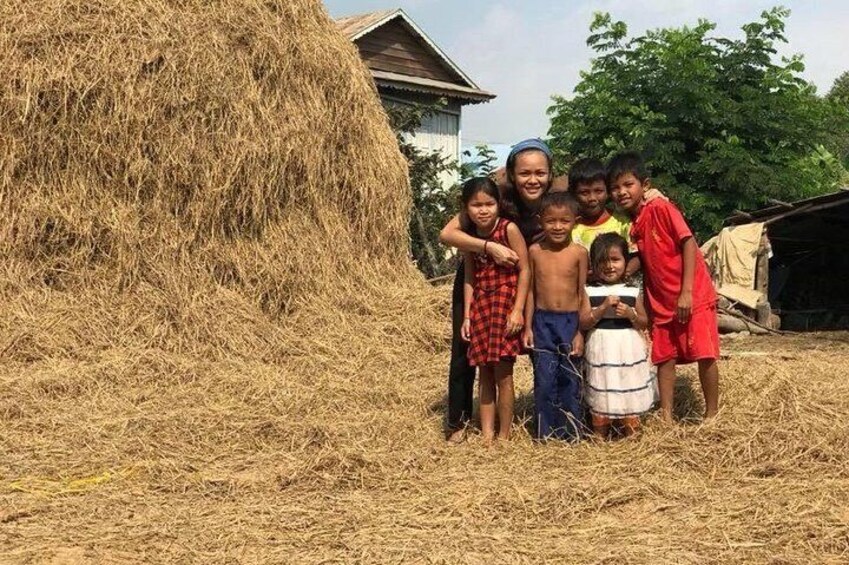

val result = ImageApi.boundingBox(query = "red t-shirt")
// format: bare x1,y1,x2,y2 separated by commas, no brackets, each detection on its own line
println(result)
630,199,717,325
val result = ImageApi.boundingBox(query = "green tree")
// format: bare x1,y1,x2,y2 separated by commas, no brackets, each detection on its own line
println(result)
826,71,849,169
460,144,498,179
548,7,849,238
828,71,849,105
386,101,459,278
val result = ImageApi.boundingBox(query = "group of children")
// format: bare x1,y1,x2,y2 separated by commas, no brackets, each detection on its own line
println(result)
453,149,720,443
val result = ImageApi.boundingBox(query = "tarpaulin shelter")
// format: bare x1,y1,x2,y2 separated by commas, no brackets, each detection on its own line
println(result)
718,189,849,331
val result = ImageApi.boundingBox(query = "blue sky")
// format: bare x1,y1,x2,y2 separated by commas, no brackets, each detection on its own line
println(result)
324,1,849,146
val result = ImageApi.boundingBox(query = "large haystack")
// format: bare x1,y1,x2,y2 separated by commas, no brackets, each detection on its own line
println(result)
2,2,848,563
0,0,427,361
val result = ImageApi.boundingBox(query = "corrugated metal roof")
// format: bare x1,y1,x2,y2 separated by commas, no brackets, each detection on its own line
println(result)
726,189,849,226
372,70,495,103
336,9,399,40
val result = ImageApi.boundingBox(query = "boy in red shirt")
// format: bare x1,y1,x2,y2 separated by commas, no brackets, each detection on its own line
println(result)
607,152,719,422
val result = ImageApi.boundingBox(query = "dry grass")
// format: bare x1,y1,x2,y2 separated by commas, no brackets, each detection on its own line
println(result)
2,325,848,563
1,1,848,563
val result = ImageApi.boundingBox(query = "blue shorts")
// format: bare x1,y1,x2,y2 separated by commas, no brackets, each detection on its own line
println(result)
532,310,585,441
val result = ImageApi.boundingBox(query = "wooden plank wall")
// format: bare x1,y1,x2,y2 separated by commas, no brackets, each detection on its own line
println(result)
356,20,459,83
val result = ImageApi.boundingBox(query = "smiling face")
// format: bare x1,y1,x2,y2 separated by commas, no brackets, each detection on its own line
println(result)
596,245,627,284
540,204,577,245
465,189,499,233
609,172,648,214
509,150,551,205
574,180,608,220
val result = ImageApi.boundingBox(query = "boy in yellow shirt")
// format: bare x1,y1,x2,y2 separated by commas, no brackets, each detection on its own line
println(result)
568,158,639,277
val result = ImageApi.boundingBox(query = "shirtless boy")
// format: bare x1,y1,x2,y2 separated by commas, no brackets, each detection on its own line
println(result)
523,191,588,440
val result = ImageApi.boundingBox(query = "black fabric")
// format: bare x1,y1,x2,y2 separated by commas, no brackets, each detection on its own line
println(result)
514,203,543,243
589,294,637,307
593,318,634,330
447,260,476,430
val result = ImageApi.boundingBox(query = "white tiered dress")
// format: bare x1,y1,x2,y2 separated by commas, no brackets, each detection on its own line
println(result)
584,283,658,418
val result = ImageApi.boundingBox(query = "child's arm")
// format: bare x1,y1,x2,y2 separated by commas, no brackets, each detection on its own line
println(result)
582,294,616,330
461,252,475,342
632,292,649,330
577,246,588,293
522,248,536,349
505,223,530,337
571,247,589,356
625,254,641,278
678,236,696,323
580,291,601,330
622,221,641,277
614,292,649,330
579,289,593,330
440,214,518,266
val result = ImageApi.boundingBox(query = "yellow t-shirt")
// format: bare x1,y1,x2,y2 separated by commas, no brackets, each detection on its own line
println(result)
572,211,635,252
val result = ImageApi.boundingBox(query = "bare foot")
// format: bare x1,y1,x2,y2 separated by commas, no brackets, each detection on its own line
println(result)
447,429,466,444
621,426,640,439
481,433,495,446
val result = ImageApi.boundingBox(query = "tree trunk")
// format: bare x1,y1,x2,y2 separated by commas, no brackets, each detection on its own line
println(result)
413,208,440,276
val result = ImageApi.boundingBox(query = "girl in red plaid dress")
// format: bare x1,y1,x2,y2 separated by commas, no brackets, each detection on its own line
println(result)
459,178,530,442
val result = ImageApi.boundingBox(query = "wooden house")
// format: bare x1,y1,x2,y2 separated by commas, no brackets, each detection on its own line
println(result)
336,8,496,187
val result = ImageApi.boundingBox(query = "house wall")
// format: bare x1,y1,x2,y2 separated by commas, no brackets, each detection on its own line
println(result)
381,92,461,188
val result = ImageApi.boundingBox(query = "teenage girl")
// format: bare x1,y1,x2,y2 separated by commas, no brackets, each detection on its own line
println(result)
439,139,554,442
458,177,530,442
580,233,658,438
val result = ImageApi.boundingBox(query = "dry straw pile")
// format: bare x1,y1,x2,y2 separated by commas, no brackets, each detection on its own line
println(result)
1,1,848,563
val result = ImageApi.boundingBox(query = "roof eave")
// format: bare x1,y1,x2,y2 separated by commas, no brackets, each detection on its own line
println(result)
377,82,494,104
371,69,496,105
725,189,849,226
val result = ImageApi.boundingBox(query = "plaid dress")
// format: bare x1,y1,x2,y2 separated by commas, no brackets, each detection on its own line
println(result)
468,218,522,366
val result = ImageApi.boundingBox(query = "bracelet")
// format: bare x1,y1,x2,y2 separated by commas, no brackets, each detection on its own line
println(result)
483,240,489,254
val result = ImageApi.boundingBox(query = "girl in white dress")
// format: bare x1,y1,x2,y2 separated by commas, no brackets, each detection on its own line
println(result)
580,233,657,438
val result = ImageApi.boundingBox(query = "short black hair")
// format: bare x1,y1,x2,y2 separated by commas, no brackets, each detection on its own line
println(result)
568,157,606,194
538,190,580,216
606,151,649,186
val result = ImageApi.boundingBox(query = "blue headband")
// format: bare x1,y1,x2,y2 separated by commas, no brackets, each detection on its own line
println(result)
507,138,552,163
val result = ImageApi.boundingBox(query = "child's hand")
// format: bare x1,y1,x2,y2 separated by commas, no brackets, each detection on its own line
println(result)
643,188,668,202
522,328,534,350
505,309,524,336
461,318,471,342
487,242,519,267
677,291,692,323
571,331,585,357
614,302,632,319
606,295,620,308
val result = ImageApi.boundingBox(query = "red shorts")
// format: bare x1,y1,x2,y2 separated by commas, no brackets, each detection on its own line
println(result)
650,306,720,365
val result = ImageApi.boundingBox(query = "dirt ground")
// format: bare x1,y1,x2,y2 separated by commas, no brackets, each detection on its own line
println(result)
1,330,848,564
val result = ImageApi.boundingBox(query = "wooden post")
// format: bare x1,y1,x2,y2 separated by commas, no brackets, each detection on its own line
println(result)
755,228,771,325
